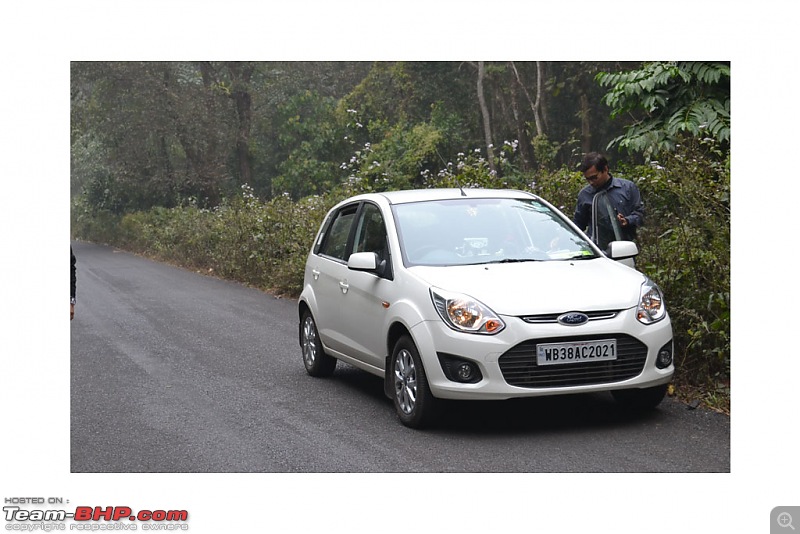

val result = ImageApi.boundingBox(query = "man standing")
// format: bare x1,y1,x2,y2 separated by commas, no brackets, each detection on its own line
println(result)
573,152,644,246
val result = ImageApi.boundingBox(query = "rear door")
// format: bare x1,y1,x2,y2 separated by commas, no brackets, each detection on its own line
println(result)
311,202,359,355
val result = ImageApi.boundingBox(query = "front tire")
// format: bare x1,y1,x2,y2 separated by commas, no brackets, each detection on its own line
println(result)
300,311,336,377
611,383,668,410
391,335,437,428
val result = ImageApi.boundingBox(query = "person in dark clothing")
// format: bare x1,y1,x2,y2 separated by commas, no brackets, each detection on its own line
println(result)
573,152,644,246
71,247,76,320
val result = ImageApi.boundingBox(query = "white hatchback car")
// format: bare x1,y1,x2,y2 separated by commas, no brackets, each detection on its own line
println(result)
298,188,674,428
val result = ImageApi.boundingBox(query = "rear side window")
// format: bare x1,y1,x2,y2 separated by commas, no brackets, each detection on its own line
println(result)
318,204,358,261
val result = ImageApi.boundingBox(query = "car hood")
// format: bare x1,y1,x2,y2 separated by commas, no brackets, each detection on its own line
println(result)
409,259,645,315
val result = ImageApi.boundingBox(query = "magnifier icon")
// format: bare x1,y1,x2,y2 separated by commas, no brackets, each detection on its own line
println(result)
778,512,796,530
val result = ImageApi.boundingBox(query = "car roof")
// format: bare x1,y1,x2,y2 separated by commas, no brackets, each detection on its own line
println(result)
373,188,537,205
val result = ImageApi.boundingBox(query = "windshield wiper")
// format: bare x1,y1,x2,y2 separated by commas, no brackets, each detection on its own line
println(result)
558,253,597,261
484,258,542,264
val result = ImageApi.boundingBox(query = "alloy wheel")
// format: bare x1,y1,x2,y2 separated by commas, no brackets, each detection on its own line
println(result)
302,315,318,369
394,348,417,415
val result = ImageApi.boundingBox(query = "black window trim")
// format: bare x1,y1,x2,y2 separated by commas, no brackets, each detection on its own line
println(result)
315,200,394,280
352,200,393,281
315,202,361,263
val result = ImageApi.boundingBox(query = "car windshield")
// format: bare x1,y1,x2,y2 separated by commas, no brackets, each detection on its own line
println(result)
393,197,597,266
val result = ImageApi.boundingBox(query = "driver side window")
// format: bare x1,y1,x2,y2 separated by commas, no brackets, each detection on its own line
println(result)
354,204,386,255
352,203,392,278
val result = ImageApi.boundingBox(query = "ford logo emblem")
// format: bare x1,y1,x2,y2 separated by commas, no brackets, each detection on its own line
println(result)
558,312,589,326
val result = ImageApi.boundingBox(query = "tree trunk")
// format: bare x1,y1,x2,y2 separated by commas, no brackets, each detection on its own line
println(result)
226,62,255,187
510,61,545,137
476,61,497,174
509,80,532,171
580,92,592,155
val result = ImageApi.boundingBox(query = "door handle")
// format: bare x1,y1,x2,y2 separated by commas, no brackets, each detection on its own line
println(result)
339,280,349,294
312,269,320,280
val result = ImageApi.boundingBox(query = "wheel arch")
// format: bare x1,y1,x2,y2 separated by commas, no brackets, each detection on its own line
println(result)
297,299,312,347
383,321,413,399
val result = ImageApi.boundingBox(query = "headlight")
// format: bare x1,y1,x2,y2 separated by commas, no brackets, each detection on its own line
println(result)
430,288,505,335
637,278,667,324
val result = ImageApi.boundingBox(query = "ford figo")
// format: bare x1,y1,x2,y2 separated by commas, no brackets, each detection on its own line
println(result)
298,189,673,428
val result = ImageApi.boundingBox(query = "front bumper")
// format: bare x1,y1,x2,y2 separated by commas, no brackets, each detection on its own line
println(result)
410,308,674,400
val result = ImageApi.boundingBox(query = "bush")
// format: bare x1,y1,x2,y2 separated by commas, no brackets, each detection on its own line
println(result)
74,185,343,297
71,195,123,245
628,144,730,388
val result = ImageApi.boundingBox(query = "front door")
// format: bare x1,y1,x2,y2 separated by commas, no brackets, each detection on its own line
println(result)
591,191,623,252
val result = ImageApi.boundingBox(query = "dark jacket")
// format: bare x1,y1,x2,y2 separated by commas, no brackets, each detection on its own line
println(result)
573,175,645,241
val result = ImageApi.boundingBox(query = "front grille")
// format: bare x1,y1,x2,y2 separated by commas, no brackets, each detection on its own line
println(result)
520,310,619,324
498,334,647,388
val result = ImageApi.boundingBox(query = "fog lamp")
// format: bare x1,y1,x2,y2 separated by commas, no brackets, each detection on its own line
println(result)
456,362,475,382
656,341,673,369
437,353,483,384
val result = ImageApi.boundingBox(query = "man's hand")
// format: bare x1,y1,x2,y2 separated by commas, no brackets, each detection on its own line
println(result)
616,212,629,227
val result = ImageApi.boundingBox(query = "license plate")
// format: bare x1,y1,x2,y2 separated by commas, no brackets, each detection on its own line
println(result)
536,339,617,366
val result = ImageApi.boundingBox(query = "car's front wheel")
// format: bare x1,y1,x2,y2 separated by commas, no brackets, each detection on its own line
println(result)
391,335,437,428
611,383,668,410
300,311,336,377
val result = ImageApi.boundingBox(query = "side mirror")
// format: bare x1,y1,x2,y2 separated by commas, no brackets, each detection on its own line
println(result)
348,251,378,271
606,241,639,261
349,251,391,278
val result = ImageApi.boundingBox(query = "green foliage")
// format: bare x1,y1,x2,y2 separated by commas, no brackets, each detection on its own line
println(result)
630,141,730,386
339,110,447,192
421,141,524,190
528,167,586,213
75,185,342,296
71,195,123,245
270,90,348,198
596,62,730,159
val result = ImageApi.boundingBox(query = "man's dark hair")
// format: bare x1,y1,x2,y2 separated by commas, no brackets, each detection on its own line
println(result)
579,152,609,173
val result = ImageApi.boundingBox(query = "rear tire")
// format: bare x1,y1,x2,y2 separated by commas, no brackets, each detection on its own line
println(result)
300,311,336,377
611,383,668,410
391,335,437,429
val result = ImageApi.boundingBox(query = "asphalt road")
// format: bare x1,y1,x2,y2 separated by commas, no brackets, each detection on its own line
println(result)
70,241,730,473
